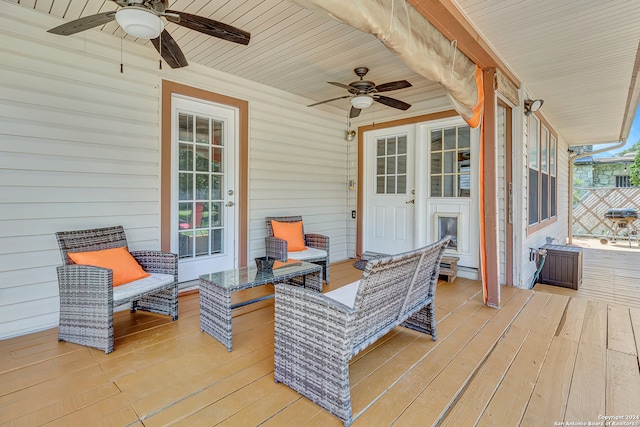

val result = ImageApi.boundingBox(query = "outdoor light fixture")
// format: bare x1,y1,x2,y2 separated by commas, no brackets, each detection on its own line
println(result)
115,7,164,39
351,95,374,109
345,130,356,141
524,99,544,116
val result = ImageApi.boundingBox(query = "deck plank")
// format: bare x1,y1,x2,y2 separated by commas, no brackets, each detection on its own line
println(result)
476,294,568,426
520,337,579,427
607,306,637,356
606,350,640,416
439,325,529,427
564,343,607,423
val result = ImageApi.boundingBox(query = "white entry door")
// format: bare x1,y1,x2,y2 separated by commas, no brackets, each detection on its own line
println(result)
171,95,238,281
363,126,416,255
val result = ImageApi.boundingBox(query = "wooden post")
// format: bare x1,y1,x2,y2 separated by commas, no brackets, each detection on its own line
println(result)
483,69,501,308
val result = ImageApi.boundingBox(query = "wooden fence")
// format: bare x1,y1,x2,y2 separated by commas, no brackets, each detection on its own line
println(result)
573,187,640,239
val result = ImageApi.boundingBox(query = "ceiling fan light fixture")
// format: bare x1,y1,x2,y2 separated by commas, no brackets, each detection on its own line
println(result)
351,95,373,109
116,7,164,39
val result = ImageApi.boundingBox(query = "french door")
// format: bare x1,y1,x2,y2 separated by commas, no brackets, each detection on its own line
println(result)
171,95,238,281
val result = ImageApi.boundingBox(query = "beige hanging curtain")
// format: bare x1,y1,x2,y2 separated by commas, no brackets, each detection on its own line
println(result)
290,0,484,127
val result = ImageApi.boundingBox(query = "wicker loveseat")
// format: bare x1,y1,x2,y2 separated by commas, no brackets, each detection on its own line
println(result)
273,236,449,426
265,215,330,283
55,226,178,354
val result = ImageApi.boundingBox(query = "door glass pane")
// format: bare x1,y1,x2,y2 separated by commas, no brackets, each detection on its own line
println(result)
195,230,209,256
458,174,471,197
195,174,209,200
179,173,193,200
444,151,455,173
179,113,193,142
397,136,407,154
212,147,223,172
179,144,193,171
444,175,455,197
377,140,385,156
430,125,471,198
211,175,222,200
211,229,223,254
211,202,223,227
387,138,396,155
431,176,442,197
179,202,192,229
386,176,396,194
213,120,224,145
196,146,209,172
458,126,470,148
196,116,209,143
177,110,226,260
431,129,442,151
431,152,442,174
444,127,456,150
178,231,193,258
387,157,396,174
377,176,385,193
397,155,407,174
377,157,385,174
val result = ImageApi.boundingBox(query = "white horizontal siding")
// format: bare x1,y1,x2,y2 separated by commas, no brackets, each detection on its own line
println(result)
0,2,348,339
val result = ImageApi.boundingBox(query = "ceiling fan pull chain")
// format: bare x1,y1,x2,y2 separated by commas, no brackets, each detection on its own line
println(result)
159,32,163,70
120,27,124,74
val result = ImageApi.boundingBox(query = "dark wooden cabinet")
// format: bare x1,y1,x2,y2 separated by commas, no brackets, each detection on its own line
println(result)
540,244,583,290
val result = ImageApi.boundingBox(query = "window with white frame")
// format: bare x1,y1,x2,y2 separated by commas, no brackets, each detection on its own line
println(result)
528,115,557,229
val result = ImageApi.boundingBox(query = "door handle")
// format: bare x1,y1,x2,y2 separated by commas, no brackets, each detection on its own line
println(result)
225,201,235,207
406,199,415,204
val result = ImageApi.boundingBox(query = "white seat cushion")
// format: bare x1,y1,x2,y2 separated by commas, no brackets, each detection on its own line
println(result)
288,247,327,261
114,273,175,303
324,280,360,308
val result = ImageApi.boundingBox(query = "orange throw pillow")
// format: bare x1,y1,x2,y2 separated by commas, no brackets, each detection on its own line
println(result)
271,220,306,252
68,247,151,286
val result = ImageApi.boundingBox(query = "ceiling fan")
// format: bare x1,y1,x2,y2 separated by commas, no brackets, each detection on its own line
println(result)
308,67,412,118
47,0,250,69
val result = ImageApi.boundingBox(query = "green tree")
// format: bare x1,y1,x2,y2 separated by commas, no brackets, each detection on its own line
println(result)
617,140,640,156
630,152,640,187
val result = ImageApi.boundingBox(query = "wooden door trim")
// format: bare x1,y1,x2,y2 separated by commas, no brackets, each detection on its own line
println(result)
161,80,249,267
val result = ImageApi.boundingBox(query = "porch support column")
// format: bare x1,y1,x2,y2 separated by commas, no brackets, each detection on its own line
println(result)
482,68,500,308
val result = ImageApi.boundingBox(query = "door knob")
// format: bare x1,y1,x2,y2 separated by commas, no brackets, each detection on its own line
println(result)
406,199,415,204
225,201,235,207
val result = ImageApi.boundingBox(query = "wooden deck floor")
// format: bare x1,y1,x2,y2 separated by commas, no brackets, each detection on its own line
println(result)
534,239,640,307
1,260,639,426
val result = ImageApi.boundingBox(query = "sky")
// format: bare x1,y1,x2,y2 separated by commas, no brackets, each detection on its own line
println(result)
594,108,640,158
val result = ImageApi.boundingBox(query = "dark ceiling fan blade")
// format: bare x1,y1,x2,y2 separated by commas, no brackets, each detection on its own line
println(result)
307,95,351,107
350,107,362,118
374,95,411,111
328,82,357,92
47,11,116,36
165,11,250,45
151,30,188,68
374,80,412,93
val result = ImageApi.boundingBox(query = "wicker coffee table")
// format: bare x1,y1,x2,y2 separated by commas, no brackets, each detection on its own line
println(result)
199,261,323,351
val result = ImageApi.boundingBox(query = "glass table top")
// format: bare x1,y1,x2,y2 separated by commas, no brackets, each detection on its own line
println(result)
199,261,322,291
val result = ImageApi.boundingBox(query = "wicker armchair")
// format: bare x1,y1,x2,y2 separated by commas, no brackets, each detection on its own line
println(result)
273,237,449,426
265,216,330,283
55,226,178,354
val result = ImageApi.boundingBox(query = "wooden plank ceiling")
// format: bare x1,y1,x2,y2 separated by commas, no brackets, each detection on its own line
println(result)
11,0,640,144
